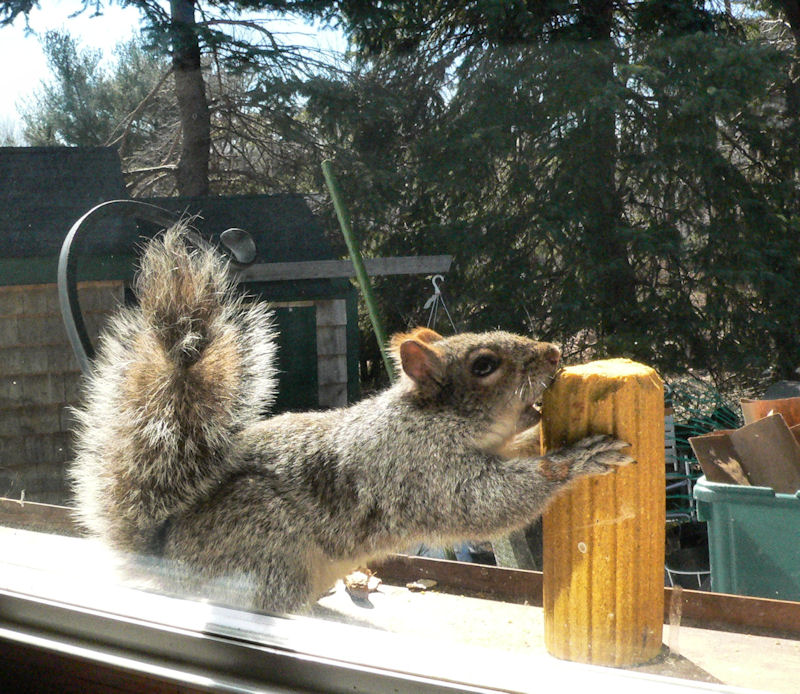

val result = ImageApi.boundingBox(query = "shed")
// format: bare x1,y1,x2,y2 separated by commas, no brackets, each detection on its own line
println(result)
0,146,358,505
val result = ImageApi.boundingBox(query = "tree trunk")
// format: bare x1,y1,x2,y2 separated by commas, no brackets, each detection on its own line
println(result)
774,2,800,167
170,0,210,196
578,1,639,342
770,2,800,378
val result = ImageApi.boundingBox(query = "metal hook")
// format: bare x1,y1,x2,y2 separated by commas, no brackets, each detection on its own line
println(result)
423,274,444,310
423,274,457,332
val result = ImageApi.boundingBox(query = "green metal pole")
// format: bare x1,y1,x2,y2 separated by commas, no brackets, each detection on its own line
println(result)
321,160,396,382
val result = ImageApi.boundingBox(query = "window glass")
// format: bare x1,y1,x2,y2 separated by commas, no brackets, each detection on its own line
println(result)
2,3,799,693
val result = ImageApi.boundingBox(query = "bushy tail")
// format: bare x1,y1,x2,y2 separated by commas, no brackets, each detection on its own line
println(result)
70,223,277,552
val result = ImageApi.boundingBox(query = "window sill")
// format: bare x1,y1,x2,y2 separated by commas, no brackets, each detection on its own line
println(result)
0,502,795,693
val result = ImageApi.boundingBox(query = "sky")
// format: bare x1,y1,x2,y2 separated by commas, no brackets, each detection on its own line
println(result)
0,2,344,140
0,3,143,134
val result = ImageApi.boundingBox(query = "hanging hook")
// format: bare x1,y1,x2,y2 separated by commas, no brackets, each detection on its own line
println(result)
423,274,457,333
423,275,445,310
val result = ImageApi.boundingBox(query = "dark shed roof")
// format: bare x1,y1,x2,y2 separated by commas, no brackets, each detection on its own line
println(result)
0,146,130,257
141,195,336,263
0,147,336,264
0,147,346,298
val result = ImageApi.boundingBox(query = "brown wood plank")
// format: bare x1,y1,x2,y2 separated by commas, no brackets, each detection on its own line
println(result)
372,555,800,638
371,554,544,605
727,414,800,494
669,586,800,638
0,638,205,694
690,415,800,493
0,497,79,535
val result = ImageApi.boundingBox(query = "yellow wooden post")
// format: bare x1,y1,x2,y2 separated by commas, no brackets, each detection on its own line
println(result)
541,358,665,666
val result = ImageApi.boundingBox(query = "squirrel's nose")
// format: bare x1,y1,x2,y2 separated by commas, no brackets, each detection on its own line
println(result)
544,345,561,367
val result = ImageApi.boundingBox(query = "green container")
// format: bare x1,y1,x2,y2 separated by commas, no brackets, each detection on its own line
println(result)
694,476,800,601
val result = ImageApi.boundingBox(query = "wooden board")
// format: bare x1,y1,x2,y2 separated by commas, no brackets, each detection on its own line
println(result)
688,430,750,485
237,255,453,282
690,414,800,494
741,396,800,427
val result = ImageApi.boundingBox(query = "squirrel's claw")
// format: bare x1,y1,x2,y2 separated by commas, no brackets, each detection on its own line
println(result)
588,435,635,467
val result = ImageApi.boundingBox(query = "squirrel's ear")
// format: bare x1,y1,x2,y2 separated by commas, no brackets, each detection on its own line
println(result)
389,327,442,352
397,339,444,391
407,327,443,344
389,328,445,392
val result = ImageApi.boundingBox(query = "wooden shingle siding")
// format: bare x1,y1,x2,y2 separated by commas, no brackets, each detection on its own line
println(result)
0,281,122,504
316,299,349,408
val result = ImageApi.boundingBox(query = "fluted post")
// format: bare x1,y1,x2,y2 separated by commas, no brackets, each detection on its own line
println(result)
542,358,665,666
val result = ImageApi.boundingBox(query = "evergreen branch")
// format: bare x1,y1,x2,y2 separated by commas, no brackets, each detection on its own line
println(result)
105,66,174,149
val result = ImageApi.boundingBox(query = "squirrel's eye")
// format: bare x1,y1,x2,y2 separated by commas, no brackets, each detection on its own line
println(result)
471,353,500,378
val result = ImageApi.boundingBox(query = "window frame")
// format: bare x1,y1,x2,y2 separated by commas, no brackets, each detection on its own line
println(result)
0,567,751,694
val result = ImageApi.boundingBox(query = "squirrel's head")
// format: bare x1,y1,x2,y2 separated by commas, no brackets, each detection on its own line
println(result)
390,328,561,450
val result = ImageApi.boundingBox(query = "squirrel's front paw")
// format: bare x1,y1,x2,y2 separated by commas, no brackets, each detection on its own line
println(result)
570,434,635,475
542,434,634,481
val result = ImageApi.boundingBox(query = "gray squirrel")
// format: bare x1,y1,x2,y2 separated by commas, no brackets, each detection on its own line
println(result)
70,224,633,613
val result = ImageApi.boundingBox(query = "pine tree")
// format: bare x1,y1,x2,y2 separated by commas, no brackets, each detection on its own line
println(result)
2,0,334,195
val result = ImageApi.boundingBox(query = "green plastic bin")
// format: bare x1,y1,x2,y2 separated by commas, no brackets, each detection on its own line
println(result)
694,476,800,601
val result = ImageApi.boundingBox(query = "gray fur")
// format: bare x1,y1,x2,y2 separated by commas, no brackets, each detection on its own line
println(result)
69,225,632,613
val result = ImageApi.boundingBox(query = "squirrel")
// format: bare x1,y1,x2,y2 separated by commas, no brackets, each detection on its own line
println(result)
69,223,633,613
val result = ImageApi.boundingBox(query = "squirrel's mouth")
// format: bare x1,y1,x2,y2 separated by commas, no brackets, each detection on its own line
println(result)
518,401,543,430
524,367,559,425
517,371,555,430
